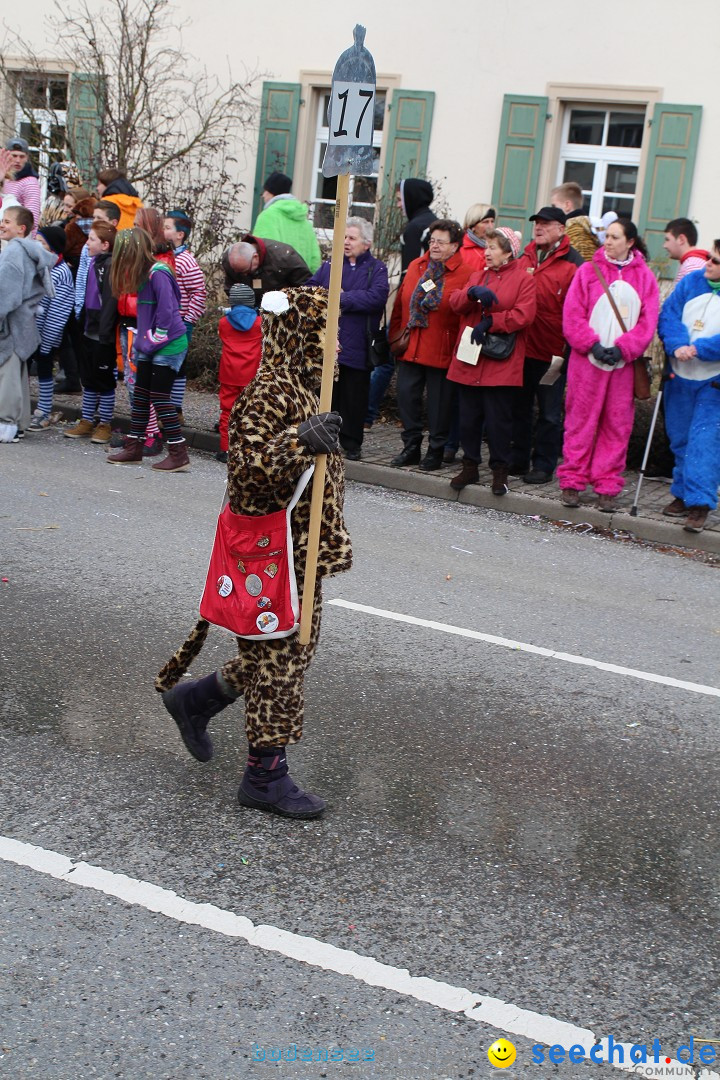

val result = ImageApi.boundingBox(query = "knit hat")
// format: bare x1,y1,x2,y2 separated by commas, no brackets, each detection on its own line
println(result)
263,172,292,197
495,226,522,259
229,283,257,308
38,225,67,255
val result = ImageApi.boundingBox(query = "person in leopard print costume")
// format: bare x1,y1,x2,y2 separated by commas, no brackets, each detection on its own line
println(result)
156,286,352,819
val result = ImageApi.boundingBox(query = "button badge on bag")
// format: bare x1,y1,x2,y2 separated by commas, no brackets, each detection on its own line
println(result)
264,562,279,578
257,596,272,609
256,611,279,634
257,536,270,548
216,575,233,597
245,574,263,596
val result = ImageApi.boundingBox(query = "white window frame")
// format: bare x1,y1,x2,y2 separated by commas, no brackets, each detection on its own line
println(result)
556,104,645,219
13,72,69,199
308,88,385,243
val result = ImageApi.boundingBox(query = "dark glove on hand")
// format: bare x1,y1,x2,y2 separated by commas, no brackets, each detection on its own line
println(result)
591,342,607,361
603,345,623,365
467,286,498,307
297,411,342,454
470,315,493,346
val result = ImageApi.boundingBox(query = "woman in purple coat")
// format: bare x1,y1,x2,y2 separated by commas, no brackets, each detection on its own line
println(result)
308,217,389,459
107,227,190,472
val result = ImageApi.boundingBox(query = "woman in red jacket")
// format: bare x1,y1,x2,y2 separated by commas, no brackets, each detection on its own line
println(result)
388,219,472,470
447,227,536,494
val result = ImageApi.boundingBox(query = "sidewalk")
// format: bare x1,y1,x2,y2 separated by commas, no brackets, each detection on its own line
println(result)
46,381,720,555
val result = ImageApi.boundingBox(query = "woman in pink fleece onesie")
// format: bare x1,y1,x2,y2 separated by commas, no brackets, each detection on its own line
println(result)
557,220,659,511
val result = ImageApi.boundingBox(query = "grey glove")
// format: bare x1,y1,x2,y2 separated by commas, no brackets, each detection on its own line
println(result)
297,411,342,454
591,342,607,361
603,345,623,365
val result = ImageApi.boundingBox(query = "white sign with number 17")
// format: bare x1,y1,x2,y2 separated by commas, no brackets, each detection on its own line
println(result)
328,81,375,147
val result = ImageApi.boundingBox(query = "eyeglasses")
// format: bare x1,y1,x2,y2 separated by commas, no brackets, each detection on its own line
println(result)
707,254,720,266
428,238,452,246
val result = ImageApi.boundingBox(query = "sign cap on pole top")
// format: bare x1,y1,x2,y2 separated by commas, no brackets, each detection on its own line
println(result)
323,24,377,178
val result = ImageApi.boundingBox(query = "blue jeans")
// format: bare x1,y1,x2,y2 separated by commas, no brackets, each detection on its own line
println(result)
366,360,394,423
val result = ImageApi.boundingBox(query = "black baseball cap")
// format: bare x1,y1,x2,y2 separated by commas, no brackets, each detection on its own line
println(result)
529,206,567,225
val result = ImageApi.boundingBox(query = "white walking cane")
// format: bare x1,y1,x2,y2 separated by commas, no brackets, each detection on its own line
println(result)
629,372,673,517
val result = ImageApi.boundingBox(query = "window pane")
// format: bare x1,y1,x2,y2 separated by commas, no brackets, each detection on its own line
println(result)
568,109,604,145
352,174,377,205
563,160,595,190
373,92,386,132
322,93,331,129
312,203,335,229
605,164,638,195
349,204,374,223
19,77,47,109
602,195,634,217
607,111,644,148
49,78,68,110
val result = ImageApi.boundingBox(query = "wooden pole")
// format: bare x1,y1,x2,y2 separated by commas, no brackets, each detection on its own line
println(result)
298,171,350,644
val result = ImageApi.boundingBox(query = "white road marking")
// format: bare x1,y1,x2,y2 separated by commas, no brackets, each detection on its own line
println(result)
328,599,720,699
0,836,714,1080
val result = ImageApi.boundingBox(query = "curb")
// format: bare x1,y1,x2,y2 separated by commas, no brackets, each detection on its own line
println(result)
47,401,720,556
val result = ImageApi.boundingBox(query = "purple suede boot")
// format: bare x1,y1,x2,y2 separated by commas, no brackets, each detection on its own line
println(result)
162,672,236,762
238,747,326,819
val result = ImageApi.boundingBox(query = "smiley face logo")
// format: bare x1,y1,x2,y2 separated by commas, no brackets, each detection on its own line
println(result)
488,1038,516,1068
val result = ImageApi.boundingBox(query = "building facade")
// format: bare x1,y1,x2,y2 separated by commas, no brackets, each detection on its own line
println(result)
2,0,716,268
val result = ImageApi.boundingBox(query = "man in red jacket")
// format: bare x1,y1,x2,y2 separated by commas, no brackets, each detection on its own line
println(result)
511,207,583,483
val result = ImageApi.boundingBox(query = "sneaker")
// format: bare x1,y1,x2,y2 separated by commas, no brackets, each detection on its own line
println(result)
684,506,709,533
142,434,164,457
560,488,581,508
215,451,228,463
662,497,686,517
109,429,126,448
64,418,95,439
28,410,53,432
90,421,113,444
0,422,19,443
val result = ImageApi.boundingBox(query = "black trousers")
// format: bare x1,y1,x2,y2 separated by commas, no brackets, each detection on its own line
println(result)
396,361,453,455
332,364,371,454
79,337,117,394
58,311,83,387
458,384,517,469
510,356,567,473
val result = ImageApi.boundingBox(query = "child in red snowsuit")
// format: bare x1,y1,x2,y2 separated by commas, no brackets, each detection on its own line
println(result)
217,283,262,461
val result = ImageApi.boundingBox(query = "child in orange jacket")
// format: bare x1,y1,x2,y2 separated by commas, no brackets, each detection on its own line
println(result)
216,283,262,462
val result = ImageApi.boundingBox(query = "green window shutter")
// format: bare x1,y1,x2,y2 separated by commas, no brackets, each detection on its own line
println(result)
382,90,435,198
67,73,104,184
637,103,702,265
252,81,301,224
491,95,548,241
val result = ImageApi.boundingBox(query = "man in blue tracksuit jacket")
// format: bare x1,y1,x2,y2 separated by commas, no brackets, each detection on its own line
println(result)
658,247,720,533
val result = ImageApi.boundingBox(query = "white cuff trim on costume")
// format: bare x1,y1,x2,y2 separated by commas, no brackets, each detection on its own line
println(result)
261,291,290,315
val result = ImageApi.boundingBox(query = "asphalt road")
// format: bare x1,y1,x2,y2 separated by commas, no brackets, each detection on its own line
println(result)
1,432,719,1080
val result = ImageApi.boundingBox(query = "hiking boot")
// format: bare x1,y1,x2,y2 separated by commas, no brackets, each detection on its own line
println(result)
597,494,616,513
142,434,164,457
662,497,686,517
238,746,326,819
560,488,581,508
684,506,709,533
450,459,479,490
491,466,509,496
107,436,143,464
162,672,237,762
28,409,52,432
391,446,421,467
90,421,113,444
151,438,190,472
64,418,95,439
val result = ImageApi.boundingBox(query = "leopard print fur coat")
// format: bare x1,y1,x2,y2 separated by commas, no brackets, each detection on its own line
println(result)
156,286,352,747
